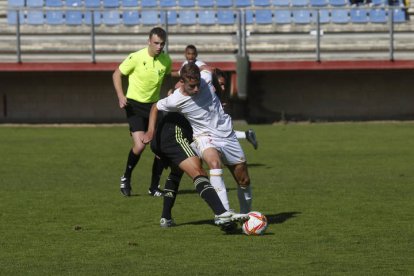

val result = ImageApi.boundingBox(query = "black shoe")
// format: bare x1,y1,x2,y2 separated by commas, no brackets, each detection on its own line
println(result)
120,175,131,196
148,188,164,197
245,129,258,150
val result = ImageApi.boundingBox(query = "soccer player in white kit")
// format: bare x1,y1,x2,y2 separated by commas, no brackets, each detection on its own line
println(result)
144,62,252,214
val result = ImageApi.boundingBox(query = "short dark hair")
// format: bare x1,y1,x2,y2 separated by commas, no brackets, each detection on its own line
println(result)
185,44,197,53
180,62,200,82
149,27,167,41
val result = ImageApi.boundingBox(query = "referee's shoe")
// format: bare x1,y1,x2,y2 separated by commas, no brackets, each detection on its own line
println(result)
120,175,131,196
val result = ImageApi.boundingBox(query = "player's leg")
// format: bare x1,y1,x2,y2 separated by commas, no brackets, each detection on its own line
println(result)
148,155,165,197
227,162,252,214
160,166,183,227
235,130,246,139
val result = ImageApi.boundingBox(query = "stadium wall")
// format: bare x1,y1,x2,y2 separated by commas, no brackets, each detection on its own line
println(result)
1,61,414,123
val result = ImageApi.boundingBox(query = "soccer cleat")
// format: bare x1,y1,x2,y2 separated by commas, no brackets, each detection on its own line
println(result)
120,175,131,197
148,188,165,197
160,218,176,228
215,210,249,225
245,129,258,150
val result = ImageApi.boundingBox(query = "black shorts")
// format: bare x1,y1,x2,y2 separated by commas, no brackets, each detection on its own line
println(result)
124,98,155,132
151,113,196,167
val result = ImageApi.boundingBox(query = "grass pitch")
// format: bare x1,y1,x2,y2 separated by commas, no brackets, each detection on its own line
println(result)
0,123,413,275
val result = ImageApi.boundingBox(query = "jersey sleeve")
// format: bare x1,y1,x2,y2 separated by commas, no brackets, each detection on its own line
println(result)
156,91,180,112
119,53,137,75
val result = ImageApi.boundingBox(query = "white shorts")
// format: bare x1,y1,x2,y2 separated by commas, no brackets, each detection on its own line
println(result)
191,133,246,165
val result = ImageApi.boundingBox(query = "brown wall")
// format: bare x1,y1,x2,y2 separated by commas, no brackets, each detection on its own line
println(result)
1,69,414,123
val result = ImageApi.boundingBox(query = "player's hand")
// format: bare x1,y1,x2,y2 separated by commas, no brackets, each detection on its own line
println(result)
118,96,128,109
142,131,153,144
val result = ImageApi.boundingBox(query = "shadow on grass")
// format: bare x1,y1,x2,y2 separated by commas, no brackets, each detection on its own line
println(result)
178,187,237,195
266,212,301,225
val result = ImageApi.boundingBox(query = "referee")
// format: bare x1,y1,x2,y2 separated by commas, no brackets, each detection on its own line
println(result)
112,27,172,197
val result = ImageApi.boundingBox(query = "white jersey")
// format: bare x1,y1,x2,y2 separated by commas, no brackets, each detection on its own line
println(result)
156,76,233,138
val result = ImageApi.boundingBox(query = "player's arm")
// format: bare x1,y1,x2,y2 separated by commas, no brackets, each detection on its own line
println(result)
112,67,127,109
142,103,159,144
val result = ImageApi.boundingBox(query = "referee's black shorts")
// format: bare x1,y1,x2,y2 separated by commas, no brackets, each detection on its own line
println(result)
124,98,154,132
151,114,196,167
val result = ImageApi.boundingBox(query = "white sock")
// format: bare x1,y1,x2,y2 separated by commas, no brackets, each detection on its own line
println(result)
209,169,230,211
235,130,246,139
237,185,252,214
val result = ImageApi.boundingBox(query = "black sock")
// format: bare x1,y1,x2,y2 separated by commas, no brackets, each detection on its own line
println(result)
149,156,165,191
194,175,226,215
162,171,182,220
123,149,141,178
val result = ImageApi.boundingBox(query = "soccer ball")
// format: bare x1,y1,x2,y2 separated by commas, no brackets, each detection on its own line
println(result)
242,211,268,236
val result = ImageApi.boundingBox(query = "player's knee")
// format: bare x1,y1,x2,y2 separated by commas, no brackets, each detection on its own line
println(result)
237,176,250,188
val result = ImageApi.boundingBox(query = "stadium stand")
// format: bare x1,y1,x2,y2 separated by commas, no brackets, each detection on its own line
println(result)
198,10,217,25
235,0,253,7
160,0,177,7
198,0,215,7
122,0,139,7
254,0,272,6
141,0,157,7
178,10,197,25
350,7,369,23
178,0,196,7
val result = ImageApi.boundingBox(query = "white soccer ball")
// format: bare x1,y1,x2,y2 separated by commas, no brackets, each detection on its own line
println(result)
242,211,268,236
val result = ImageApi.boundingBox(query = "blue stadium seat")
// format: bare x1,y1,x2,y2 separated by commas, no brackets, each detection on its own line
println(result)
272,0,290,6
85,0,101,7
274,10,291,23
216,0,233,7
245,9,254,24
161,10,178,25
66,0,82,7
310,0,328,6
7,10,25,24
369,8,387,23
370,0,386,5
122,10,139,25
291,0,308,6
27,0,44,7
65,10,83,25
141,0,157,7
235,0,252,7
45,0,63,6
141,10,160,24
331,9,349,23
254,0,271,6
312,9,330,23
292,10,311,24
178,10,197,25
27,10,44,24
392,8,406,22
329,0,347,6
198,10,216,25
255,9,273,24
8,0,25,7
198,0,214,7
217,10,235,24
103,10,120,25
178,0,195,7
350,8,368,23
160,0,176,7
122,0,139,6
103,0,119,7
84,10,102,25
46,10,64,24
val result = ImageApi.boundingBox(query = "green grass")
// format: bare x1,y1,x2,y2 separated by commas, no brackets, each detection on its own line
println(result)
0,123,413,275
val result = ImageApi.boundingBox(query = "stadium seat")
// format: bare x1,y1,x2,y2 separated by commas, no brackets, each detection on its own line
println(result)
45,0,63,6
370,0,386,5
312,9,330,23
103,0,120,7
103,10,121,25
178,10,197,25
350,8,368,23
254,0,271,6
141,0,157,7
217,10,236,24
84,10,102,25
392,8,406,22
235,0,252,7
46,10,64,24
291,0,309,6
65,10,83,25
85,0,101,7
160,0,176,7
369,8,387,23
122,0,139,6
198,10,216,25
272,0,290,6
216,0,233,7
8,0,25,7
66,0,82,7
178,0,195,7
309,0,328,6
27,10,44,24
331,9,349,23
328,0,347,6
293,10,311,24
198,0,215,7
160,10,178,25
244,9,254,24
7,10,25,24
274,10,292,23
122,10,139,25
141,10,160,25
255,9,273,24
27,0,44,7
